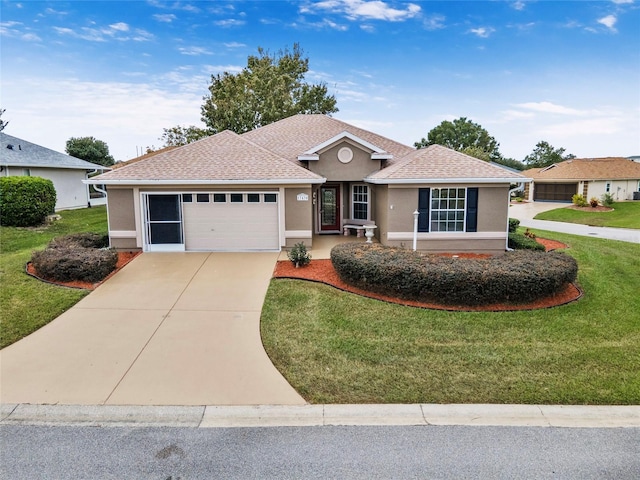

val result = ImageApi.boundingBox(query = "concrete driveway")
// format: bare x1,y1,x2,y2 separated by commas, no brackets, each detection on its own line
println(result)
0,253,305,406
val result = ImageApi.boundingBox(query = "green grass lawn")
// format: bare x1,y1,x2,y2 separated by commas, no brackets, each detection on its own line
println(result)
534,201,640,229
0,207,108,349
261,231,640,405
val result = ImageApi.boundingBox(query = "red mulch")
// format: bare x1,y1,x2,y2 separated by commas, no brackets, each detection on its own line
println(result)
26,251,141,290
272,238,582,312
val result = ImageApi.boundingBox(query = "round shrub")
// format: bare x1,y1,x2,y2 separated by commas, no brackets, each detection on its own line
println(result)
330,243,578,307
508,232,545,251
31,242,118,283
0,176,57,227
48,232,109,249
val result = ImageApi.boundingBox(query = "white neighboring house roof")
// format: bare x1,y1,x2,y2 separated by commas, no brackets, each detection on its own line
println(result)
0,133,110,171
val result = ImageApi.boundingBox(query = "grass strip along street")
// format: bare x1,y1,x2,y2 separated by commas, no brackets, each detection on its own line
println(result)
534,202,640,229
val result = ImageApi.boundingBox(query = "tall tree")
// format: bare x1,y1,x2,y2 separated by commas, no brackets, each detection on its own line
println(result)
66,136,115,167
414,117,502,161
0,108,8,131
160,125,210,147
200,44,338,134
523,141,575,168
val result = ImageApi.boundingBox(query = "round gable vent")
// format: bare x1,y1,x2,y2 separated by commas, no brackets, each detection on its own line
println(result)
337,147,353,164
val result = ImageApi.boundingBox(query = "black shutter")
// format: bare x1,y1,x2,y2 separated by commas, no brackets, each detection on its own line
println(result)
466,187,478,232
418,188,430,232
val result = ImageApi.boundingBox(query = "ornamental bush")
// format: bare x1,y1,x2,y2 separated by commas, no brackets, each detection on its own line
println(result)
572,193,588,207
31,233,117,283
0,176,57,227
330,243,577,306
508,232,545,251
508,218,520,233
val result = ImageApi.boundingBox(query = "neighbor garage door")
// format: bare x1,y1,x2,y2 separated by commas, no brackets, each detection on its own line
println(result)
533,183,577,202
182,192,279,251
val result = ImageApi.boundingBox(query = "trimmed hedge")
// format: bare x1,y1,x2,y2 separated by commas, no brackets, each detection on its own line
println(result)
508,232,545,251
0,176,57,227
31,233,117,283
330,243,578,306
508,218,520,233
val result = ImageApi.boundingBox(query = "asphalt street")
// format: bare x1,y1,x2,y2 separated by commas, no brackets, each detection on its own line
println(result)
1,424,638,479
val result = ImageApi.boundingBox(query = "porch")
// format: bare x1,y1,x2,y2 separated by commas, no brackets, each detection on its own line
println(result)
279,233,377,261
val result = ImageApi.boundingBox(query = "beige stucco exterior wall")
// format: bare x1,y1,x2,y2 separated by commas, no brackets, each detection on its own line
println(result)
379,184,510,254
284,186,313,247
5,167,89,211
105,187,138,250
308,141,381,182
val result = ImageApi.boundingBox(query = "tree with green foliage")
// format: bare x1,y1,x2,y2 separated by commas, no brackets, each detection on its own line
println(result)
65,136,115,167
523,140,575,168
0,108,8,131
200,44,338,134
414,117,502,161
0,176,57,226
160,125,210,147
494,157,526,171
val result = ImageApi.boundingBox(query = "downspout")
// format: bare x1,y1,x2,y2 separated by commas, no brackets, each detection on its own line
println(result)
88,169,108,196
506,182,526,251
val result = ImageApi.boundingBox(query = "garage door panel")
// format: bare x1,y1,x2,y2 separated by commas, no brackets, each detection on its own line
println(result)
534,183,577,202
183,196,279,251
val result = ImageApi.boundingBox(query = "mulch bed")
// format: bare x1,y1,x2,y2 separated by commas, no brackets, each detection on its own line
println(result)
567,205,613,212
272,238,582,312
26,251,141,290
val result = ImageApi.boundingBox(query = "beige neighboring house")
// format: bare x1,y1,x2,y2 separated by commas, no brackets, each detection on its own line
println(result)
524,157,640,202
1,132,109,210
87,114,528,254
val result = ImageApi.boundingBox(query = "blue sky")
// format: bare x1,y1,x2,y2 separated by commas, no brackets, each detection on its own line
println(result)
1,0,639,162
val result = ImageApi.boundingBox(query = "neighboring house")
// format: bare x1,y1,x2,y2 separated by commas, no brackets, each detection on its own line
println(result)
524,157,640,202
87,114,528,254
1,132,109,210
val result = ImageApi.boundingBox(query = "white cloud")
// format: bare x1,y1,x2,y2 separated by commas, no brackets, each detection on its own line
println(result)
511,1,526,10
202,64,244,75
423,14,445,30
469,27,495,38
597,14,617,30
213,19,246,27
223,42,246,48
611,0,634,4
178,46,213,56
302,0,421,22
153,14,177,23
53,23,153,42
513,101,589,116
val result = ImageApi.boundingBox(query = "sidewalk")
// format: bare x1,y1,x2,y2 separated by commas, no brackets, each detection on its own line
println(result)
509,202,640,244
1,403,638,428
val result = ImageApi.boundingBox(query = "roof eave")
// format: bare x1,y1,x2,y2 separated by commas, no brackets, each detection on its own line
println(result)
365,177,532,185
84,178,327,186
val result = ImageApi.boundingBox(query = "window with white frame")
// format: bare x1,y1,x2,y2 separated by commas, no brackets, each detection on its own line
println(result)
352,184,369,220
430,188,466,232
605,181,612,193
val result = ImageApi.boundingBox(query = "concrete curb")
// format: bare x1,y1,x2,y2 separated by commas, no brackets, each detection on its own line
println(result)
1,404,639,428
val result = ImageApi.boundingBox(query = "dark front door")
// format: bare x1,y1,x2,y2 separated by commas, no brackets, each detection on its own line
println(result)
320,185,340,232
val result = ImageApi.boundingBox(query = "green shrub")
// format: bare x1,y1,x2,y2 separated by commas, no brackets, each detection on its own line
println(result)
287,242,311,267
601,193,614,207
0,176,57,227
330,243,577,306
572,194,588,207
508,218,520,233
508,232,545,251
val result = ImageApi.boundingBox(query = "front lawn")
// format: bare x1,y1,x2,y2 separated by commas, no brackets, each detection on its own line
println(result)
261,231,640,404
534,201,640,229
0,207,108,349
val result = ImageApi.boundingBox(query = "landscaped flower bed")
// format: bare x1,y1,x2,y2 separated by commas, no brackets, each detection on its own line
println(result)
330,243,578,307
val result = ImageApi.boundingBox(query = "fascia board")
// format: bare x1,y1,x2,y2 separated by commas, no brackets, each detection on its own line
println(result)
84,178,327,185
364,177,533,185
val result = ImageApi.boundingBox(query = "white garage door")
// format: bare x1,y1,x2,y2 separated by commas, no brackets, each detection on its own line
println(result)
182,192,279,251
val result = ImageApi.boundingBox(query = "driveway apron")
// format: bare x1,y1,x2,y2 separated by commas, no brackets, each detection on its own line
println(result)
0,253,305,406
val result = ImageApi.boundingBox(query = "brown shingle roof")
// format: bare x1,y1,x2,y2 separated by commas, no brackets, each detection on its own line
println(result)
525,157,640,181
366,145,527,183
242,114,414,163
93,130,324,183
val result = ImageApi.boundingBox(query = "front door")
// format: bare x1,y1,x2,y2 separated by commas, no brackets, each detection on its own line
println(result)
319,185,340,232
